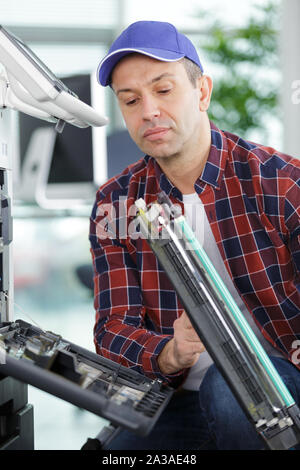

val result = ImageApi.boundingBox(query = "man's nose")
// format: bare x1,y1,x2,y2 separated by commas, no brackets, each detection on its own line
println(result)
141,95,160,121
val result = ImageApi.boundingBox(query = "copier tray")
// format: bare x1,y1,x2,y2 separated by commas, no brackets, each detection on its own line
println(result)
0,319,173,436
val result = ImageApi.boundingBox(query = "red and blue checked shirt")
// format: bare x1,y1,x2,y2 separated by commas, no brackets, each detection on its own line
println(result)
89,121,300,387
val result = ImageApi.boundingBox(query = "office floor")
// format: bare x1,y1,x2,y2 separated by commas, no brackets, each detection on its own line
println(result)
13,216,109,450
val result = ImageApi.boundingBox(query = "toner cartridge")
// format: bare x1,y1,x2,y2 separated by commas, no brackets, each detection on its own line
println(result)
135,192,300,450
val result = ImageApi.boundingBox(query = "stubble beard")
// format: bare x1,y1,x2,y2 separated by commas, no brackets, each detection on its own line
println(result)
140,132,186,162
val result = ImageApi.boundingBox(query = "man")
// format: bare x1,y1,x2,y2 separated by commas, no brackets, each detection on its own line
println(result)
89,21,300,450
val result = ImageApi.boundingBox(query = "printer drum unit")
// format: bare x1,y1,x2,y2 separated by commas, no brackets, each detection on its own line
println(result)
135,192,300,450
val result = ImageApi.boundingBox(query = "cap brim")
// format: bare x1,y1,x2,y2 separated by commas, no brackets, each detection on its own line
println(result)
97,47,185,86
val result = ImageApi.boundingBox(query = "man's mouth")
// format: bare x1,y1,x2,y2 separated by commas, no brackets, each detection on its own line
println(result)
143,127,170,141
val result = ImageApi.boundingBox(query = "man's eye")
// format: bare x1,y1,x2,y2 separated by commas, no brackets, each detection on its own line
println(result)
158,89,171,94
126,98,137,106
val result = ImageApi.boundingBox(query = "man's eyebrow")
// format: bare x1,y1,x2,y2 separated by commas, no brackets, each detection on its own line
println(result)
115,73,176,96
150,72,175,84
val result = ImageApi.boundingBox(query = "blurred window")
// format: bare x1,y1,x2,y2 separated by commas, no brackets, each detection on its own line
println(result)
2,0,119,27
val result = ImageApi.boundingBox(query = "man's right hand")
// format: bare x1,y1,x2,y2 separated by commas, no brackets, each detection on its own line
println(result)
157,311,205,375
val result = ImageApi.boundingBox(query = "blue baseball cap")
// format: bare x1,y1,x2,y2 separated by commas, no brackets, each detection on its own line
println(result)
97,20,203,86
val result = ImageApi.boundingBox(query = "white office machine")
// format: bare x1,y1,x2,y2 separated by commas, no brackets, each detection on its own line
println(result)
0,25,108,131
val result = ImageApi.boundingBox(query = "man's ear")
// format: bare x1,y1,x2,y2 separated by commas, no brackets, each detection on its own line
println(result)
197,75,213,112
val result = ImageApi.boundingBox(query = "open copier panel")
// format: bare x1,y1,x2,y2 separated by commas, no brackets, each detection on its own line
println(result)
0,319,173,437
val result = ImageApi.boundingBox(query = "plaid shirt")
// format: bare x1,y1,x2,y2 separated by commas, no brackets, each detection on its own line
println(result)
89,121,300,387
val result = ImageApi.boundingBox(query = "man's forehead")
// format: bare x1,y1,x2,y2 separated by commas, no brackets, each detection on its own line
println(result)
111,55,184,90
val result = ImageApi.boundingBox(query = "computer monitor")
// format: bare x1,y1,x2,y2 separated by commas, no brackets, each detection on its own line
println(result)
106,129,143,179
16,72,107,209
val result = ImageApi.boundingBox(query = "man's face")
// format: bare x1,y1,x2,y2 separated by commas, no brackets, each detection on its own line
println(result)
111,54,210,160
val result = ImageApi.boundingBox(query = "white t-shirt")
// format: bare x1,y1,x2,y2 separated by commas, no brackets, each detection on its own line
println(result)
182,192,283,391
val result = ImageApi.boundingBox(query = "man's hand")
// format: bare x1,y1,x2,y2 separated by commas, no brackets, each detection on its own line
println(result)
158,311,205,375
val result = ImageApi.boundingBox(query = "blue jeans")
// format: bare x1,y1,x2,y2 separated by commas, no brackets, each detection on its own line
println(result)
107,357,300,450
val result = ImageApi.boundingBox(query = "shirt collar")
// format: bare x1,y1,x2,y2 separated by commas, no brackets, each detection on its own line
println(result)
195,121,229,192
144,121,229,199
